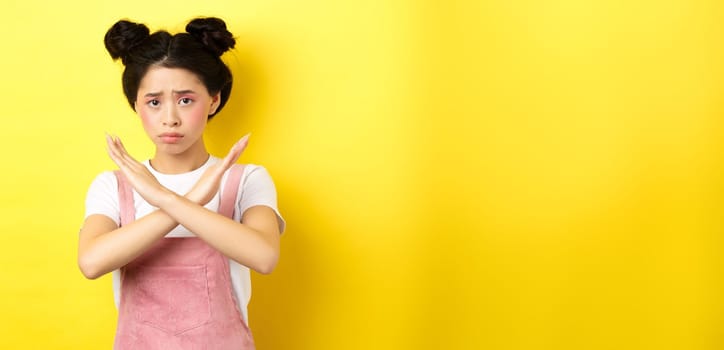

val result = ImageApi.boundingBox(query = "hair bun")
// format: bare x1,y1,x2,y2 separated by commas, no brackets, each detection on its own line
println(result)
186,17,235,56
104,20,150,63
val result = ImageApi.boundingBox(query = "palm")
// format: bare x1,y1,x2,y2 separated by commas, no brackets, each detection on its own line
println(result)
187,134,249,205
106,134,168,207
106,133,249,207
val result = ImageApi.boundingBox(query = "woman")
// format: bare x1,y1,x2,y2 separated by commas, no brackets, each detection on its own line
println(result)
78,17,284,349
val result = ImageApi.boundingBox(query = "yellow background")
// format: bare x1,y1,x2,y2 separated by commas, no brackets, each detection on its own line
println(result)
0,0,722,349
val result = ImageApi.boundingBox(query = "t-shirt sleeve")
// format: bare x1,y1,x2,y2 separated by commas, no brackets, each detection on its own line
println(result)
236,165,286,234
84,171,120,226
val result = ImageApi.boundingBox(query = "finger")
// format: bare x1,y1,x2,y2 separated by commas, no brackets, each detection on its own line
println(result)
115,135,130,156
112,135,145,171
110,136,133,169
108,135,159,189
106,134,125,167
217,134,248,170
226,133,250,165
107,136,146,179
113,136,137,166
235,133,250,152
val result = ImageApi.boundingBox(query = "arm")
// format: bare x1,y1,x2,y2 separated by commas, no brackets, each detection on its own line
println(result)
93,134,279,274
78,190,279,279
156,194,280,274
78,210,180,279
78,134,250,279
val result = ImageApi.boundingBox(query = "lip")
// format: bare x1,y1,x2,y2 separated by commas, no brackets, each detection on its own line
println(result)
159,133,184,144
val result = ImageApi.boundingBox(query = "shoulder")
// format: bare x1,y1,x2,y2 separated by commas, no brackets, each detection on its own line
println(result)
230,164,285,233
220,163,276,186
84,170,122,225
220,164,278,202
238,164,279,192
87,170,119,194
242,164,274,182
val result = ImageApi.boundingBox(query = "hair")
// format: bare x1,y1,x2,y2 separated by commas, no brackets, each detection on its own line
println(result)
104,17,236,119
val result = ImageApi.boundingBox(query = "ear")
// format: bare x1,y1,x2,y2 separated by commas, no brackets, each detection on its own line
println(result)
209,93,221,115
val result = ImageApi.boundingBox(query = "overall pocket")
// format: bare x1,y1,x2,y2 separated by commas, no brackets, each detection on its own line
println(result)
127,265,212,335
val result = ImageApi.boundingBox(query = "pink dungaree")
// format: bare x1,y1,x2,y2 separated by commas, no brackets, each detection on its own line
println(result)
113,164,255,350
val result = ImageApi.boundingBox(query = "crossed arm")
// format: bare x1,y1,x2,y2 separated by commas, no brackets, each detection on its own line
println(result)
78,135,280,279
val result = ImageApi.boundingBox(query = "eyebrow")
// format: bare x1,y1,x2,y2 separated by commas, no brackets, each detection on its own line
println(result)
143,90,197,97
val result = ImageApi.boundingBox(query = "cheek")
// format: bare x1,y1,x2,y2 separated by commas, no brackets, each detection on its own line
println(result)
137,109,154,127
185,104,209,128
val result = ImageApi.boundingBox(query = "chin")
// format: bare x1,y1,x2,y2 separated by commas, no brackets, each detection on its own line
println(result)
157,143,188,153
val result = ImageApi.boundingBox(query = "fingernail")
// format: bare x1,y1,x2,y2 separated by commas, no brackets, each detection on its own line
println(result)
239,133,250,143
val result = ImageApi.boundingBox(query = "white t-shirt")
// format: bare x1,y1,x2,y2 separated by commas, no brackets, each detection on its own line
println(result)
84,156,285,324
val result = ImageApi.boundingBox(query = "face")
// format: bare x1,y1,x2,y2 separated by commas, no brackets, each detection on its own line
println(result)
134,66,220,156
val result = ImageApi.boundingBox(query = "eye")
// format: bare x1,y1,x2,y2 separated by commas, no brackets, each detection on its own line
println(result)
179,97,193,105
147,99,160,107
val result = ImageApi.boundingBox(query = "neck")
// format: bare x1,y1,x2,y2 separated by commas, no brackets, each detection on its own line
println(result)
150,141,210,174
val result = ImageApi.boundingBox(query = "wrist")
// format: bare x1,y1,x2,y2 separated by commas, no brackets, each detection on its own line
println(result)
156,188,182,210
184,190,202,205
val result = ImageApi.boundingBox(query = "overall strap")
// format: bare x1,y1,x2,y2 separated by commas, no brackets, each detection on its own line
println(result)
114,171,136,227
218,164,246,219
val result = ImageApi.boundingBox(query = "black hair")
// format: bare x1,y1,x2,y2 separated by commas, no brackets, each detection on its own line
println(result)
104,17,236,118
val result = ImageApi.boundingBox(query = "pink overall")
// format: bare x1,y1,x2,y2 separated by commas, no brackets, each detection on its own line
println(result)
113,165,255,350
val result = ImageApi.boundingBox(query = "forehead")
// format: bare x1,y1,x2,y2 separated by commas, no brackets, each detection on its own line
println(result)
138,66,207,94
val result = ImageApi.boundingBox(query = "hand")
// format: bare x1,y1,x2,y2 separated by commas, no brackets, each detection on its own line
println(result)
186,134,250,205
105,134,171,207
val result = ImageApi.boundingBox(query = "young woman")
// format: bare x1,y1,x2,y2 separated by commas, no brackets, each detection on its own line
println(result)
78,17,284,349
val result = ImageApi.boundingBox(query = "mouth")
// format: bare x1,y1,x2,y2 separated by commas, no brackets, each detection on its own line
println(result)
159,133,184,144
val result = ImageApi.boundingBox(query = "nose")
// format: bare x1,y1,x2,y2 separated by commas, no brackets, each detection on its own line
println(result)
162,106,181,127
